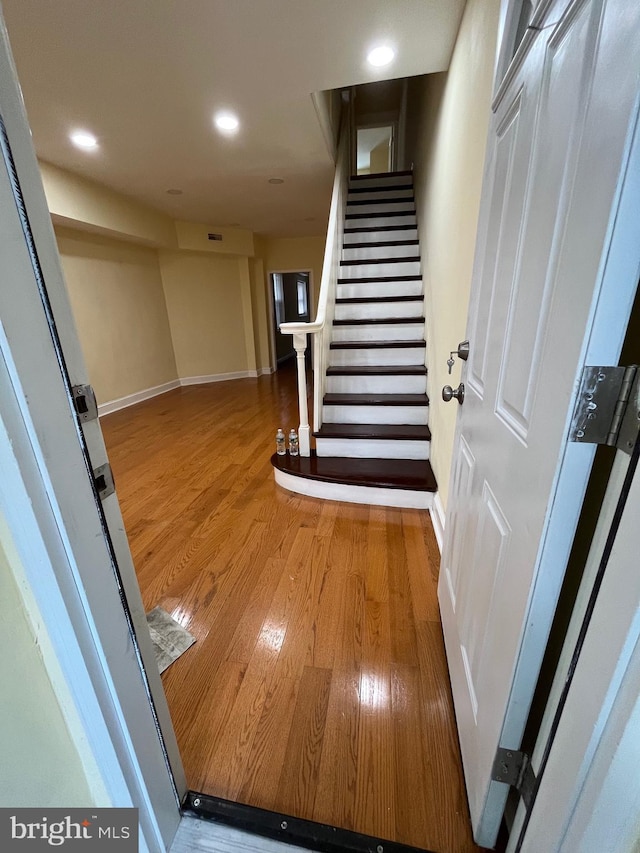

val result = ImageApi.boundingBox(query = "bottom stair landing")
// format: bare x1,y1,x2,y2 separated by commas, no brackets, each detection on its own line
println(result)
271,451,437,509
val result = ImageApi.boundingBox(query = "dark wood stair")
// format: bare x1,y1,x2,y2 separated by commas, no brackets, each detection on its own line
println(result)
271,451,437,492
326,365,427,376
350,169,413,181
333,317,425,326
340,256,420,266
314,423,431,441
323,393,429,406
330,339,425,350
348,183,413,194
335,294,424,305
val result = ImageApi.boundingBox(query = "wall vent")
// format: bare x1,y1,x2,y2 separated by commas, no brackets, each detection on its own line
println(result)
208,233,223,241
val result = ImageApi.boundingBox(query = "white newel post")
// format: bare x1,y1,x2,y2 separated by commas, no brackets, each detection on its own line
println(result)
293,332,311,456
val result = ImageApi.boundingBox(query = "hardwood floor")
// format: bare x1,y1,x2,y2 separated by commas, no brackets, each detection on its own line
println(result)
101,366,483,853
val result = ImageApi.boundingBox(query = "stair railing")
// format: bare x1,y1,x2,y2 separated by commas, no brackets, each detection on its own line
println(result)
279,116,350,456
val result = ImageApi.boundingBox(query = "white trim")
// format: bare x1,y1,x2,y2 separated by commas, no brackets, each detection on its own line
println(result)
98,379,180,416
98,370,276,416
273,467,434,510
429,492,445,553
180,370,259,385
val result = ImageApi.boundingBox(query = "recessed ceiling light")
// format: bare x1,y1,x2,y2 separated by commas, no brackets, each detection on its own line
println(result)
166,188,183,195
214,112,240,133
367,45,395,67
70,130,98,150
268,178,284,185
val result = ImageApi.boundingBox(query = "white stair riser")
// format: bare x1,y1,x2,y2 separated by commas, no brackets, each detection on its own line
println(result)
330,347,425,367
349,175,413,189
348,188,414,202
347,201,415,216
323,405,428,425
342,243,419,261
274,468,433,510
326,374,427,394
339,261,420,279
344,228,418,245
337,280,422,299
332,323,424,342
345,214,417,229
315,437,429,460
335,300,423,321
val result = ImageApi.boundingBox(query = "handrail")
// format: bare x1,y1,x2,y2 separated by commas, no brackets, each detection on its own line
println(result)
279,107,351,456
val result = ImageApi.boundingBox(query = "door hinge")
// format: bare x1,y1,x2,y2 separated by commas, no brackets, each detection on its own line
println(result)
570,365,639,455
72,384,98,422
491,747,537,811
93,463,115,501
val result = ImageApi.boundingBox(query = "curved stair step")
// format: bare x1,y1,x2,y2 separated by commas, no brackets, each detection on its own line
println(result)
271,452,437,509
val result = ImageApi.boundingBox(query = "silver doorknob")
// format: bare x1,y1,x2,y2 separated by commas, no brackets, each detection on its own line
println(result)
442,382,465,404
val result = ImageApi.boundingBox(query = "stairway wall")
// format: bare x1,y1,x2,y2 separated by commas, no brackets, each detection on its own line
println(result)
404,0,500,511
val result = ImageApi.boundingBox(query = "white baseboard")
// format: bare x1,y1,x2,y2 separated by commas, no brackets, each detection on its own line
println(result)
99,368,276,416
429,492,445,553
98,379,180,416
180,370,258,385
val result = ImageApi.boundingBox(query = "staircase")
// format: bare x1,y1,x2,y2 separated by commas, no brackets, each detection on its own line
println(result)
272,170,437,509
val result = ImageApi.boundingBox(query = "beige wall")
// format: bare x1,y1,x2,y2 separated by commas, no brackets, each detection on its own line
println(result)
42,162,177,248
175,220,254,257
159,250,249,379
56,227,178,406
44,164,328,399
0,514,98,806
249,255,272,370
261,235,326,314
370,137,391,174
408,0,500,509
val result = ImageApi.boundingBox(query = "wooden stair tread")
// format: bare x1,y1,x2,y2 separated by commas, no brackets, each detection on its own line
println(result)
333,317,424,326
345,210,415,220
337,274,422,284
336,295,423,305
326,365,427,376
323,393,429,406
348,183,413,194
343,239,419,249
315,423,432,441
340,256,420,266
350,169,413,180
271,451,437,492
347,197,415,206
330,339,425,349
344,224,417,234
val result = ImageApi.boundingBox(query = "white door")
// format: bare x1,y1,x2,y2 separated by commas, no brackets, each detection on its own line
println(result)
513,435,640,851
0,12,185,842
438,0,640,845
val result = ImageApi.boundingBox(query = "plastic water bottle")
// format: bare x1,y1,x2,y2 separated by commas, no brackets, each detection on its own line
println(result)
276,428,286,455
288,428,299,456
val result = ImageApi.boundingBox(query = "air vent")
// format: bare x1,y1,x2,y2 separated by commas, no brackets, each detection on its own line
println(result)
208,233,223,241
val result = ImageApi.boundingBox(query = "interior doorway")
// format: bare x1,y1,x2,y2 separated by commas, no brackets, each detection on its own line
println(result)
355,124,394,175
269,270,311,367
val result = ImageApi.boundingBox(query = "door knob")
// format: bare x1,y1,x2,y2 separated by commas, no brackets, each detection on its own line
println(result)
442,382,465,404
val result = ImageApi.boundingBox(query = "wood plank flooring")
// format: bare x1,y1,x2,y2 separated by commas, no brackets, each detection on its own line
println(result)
100,366,484,853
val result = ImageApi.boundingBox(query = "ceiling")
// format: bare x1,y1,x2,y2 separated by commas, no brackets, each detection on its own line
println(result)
1,0,465,237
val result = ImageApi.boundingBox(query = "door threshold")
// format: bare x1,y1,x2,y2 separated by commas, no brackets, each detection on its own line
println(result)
185,791,436,853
